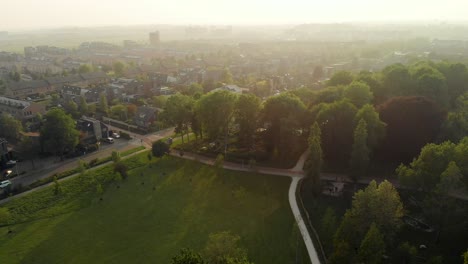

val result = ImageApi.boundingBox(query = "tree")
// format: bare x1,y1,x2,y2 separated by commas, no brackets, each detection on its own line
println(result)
334,180,403,250
344,81,373,108
377,96,446,162
349,119,370,180
113,162,128,180
355,104,386,151
152,140,169,158
111,151,121,163
463,249,468,264
437,161,463,195
63,99,79,119
262,93,306,162
203,231,247,264
357,223,385,264
328,240,353,264
110,104,128,121
162,93,194,143
305,122,322,195
78,64,92,74
0,113,23,142
320,207,338,252
326,71,354,87
99,93,109,115
79,96,88,116
410,63,449,107
171,248,205,264
436,62,468,107
197,90,237,141
127,104,137,118
113,61,126,77
222,68,234,84
440,92,468,142
355,71,382,103
40,108,79,160
235,94,261,147
316,99,357,165
381,64,413,99
17,136,39,169
395,242,417,264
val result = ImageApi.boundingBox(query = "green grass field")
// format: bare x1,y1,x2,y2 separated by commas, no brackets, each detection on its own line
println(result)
0,153,309,263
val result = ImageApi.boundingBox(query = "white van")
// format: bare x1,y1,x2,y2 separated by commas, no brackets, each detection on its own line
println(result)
102,137,114,144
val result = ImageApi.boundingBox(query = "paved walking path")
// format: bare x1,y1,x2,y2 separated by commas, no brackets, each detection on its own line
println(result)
169,150,322,264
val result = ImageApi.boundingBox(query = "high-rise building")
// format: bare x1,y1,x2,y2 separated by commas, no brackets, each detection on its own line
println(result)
149,31,160,46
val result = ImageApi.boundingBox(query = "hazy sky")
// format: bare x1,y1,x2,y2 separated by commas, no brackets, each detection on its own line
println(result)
2,0,468,30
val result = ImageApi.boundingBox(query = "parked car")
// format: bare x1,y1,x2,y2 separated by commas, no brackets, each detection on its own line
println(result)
102,137,114,144
0,180,11,189
112,132,120,139
6,160,17,166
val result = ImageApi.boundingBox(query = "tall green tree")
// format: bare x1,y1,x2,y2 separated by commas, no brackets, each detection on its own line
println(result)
262,93,306,161
162,93,194,143
113,61,126,77
357,223,386,264
235,94,261,147
305,122,323,195
78,64,92,74
349,119,370,180
355,104,386,151
344,81,373,108
0,113,23,142
40,108,79,160
197,90,237,141
99,92,109,115
63,99,80,119
222,68,234,84
334,180,403,251
79,96,88,116
152,140,169,158
316,99,357,164
326,71,354,87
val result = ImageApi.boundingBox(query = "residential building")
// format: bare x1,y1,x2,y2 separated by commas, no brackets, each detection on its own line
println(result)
135,106,157,129
77,117,109,144
0,96,46,121
213,84,249,94
5,80,50,99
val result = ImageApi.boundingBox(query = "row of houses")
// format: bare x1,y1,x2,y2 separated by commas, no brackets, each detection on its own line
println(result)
4,72,109,99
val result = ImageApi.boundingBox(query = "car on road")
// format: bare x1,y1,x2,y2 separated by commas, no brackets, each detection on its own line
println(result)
0,180,11,189
102,137,114,144
6,160,17,166
3,170,13,178
112,132,120,139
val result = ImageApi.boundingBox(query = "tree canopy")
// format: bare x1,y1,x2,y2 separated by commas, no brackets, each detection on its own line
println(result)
40,108,79,159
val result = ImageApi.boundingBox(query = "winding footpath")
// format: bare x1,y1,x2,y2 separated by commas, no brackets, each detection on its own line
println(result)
169,150,321,264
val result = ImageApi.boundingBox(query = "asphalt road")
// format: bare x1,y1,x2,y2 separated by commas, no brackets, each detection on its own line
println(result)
1,127,174,191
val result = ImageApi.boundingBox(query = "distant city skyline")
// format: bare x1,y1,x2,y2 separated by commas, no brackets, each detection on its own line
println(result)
2,0,468,31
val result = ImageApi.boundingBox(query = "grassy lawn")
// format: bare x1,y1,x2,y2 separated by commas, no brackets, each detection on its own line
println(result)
0,153,309,264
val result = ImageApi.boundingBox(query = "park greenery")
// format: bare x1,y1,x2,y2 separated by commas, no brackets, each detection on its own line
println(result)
0,152,308,264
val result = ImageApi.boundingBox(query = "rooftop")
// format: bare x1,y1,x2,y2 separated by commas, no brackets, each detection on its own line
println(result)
0,96,30,109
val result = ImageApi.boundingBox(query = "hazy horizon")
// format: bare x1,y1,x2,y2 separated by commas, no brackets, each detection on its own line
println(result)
3,0,468,31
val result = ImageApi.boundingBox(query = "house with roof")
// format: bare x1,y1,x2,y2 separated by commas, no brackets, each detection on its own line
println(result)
213,84,249,94
135,106,157,130
5,80,50,99
0,96,46,121
62,85,88,103
77,117,109,144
